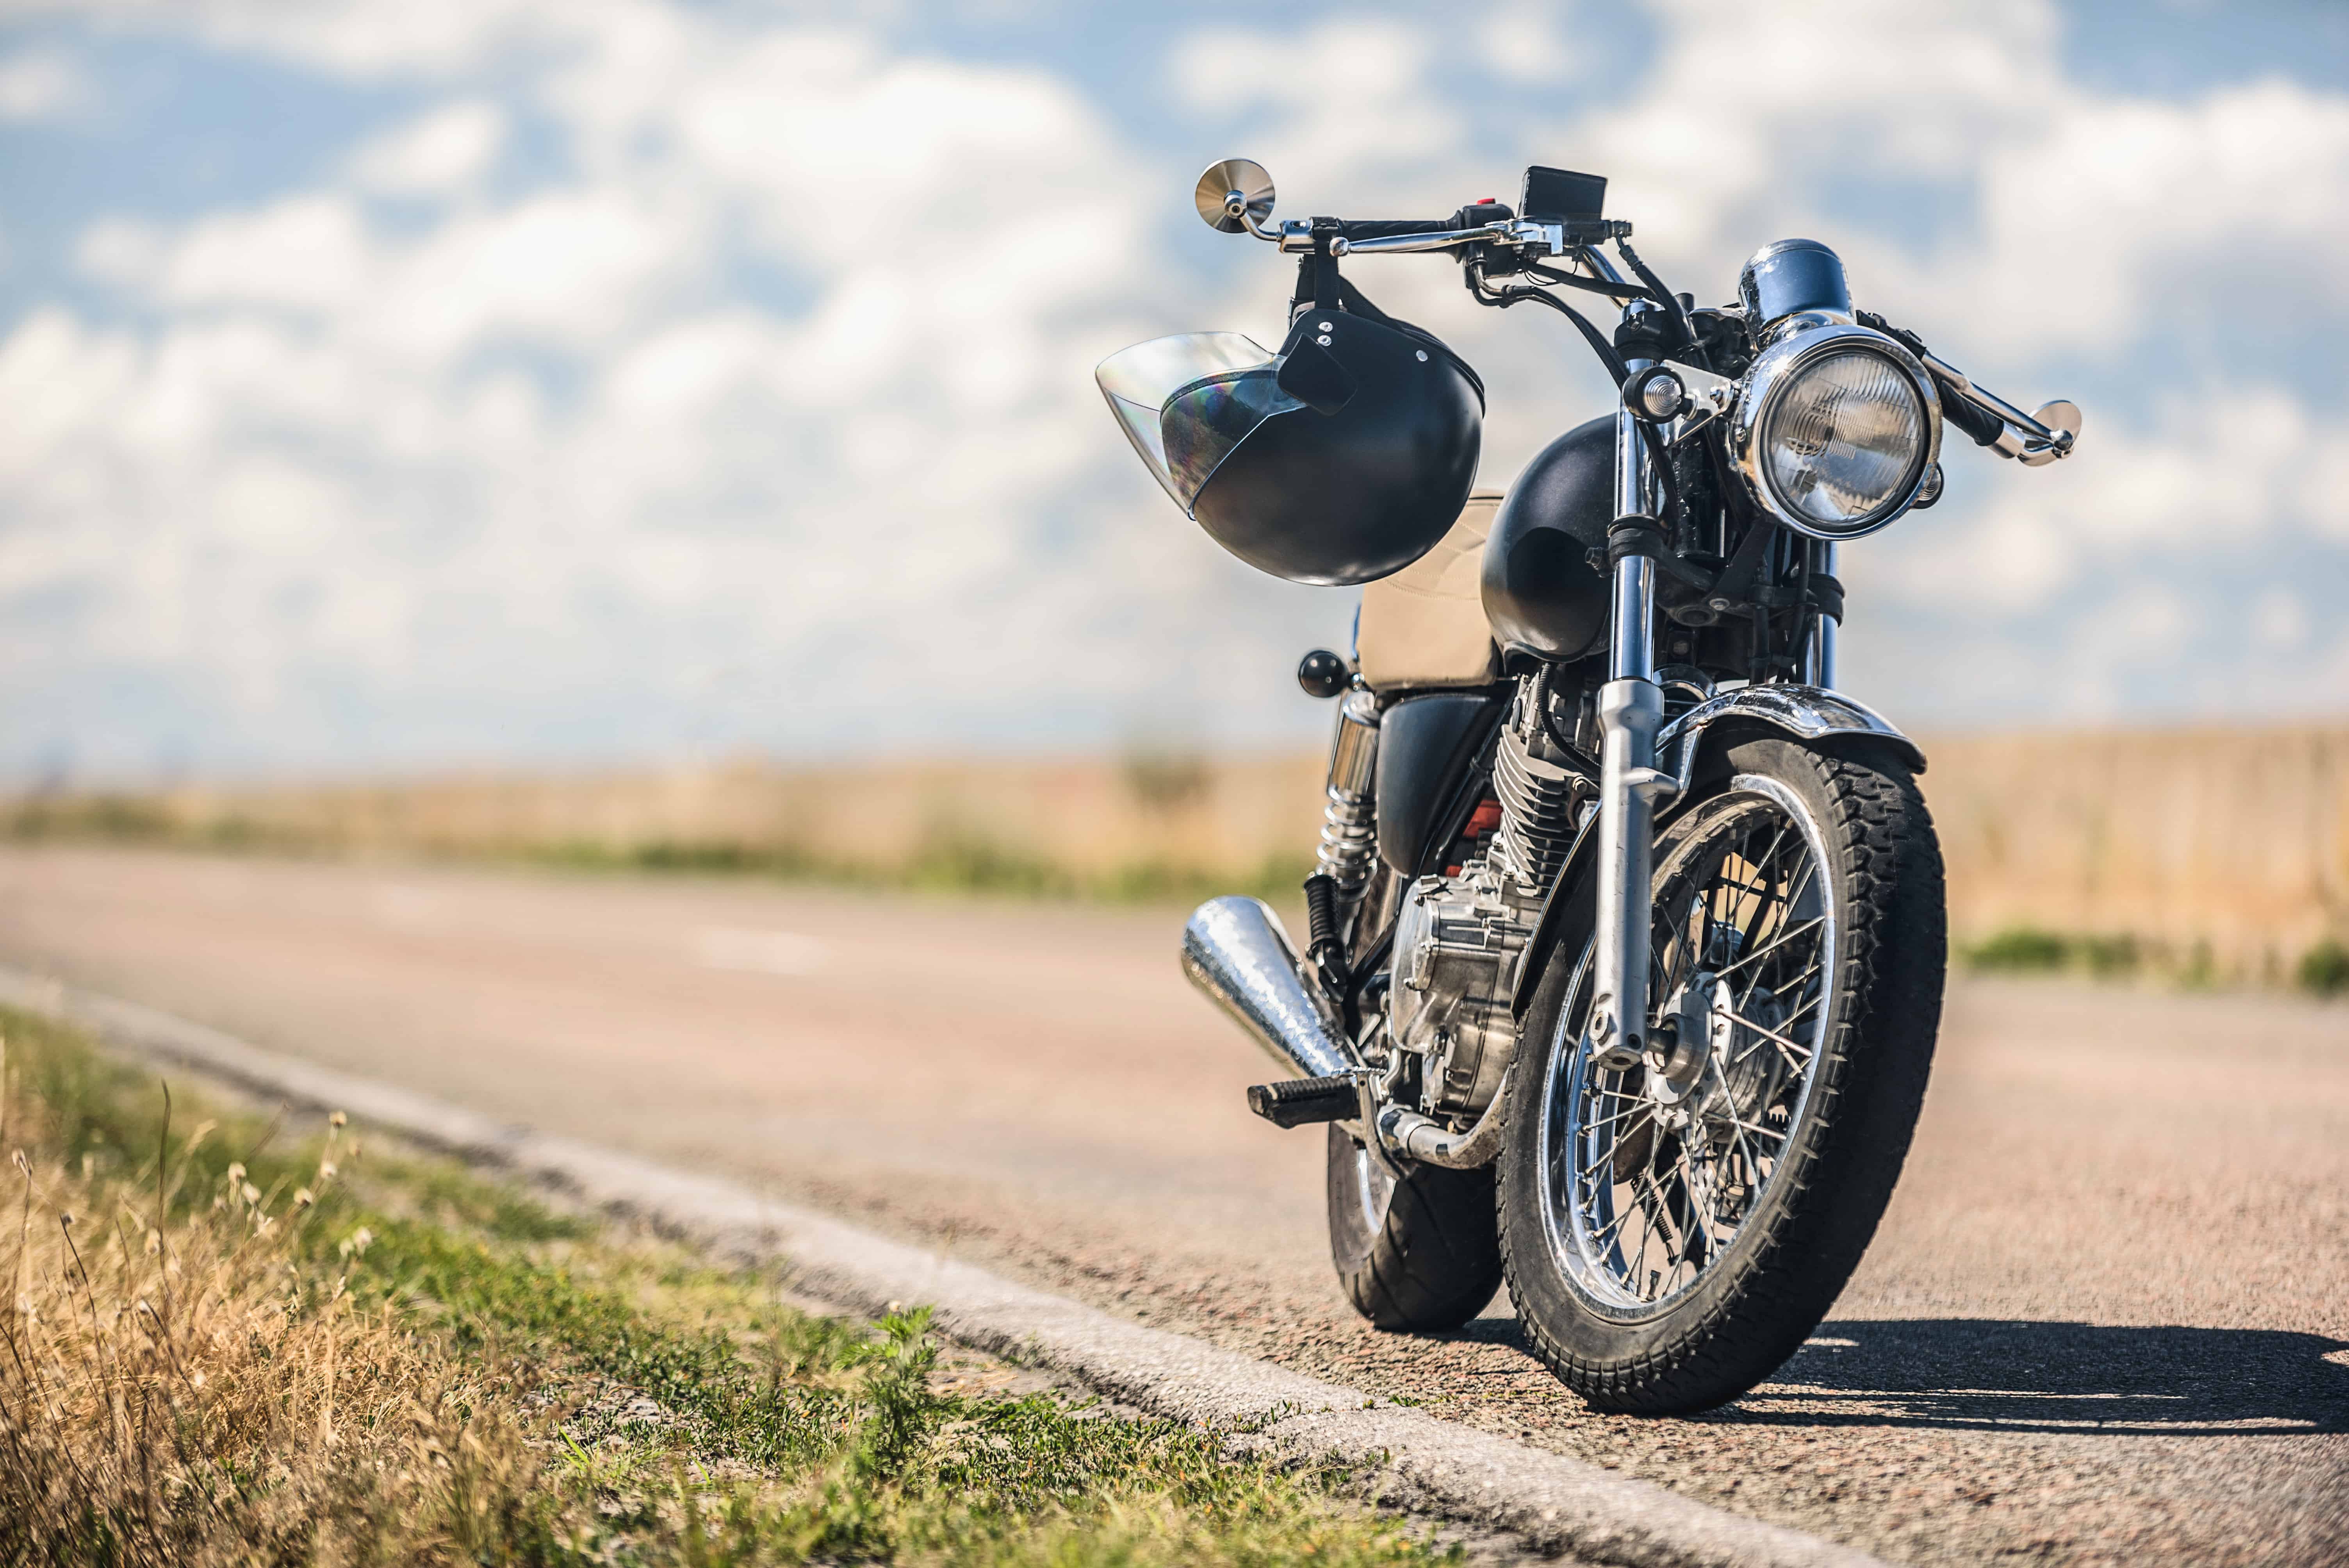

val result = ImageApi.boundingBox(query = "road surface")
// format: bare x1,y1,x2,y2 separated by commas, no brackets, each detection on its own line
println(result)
0,845,2340,1565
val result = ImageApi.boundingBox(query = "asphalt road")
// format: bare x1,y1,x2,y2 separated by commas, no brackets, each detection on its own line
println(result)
0,845,2340,1566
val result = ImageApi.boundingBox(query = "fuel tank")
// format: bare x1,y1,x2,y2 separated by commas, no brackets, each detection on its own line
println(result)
1479,415,1613,664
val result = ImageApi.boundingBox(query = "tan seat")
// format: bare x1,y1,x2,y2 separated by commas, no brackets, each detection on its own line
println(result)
1356,490,1502,690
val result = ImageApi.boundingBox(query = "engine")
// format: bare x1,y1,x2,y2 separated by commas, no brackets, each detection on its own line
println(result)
1385,681,1595,1121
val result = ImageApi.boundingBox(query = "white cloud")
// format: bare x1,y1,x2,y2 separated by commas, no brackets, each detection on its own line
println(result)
1167,19,1469,198
2253,588,2308,650
349,100,506,193
1862,384,2349,617
0,7,1355,775
0,47,87,120
0,0,2342,777
1474,4,1581,85
105,196,377,314
70,0,581,78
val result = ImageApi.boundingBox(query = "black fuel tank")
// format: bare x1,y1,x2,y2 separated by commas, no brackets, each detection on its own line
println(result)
1480,415,1613,664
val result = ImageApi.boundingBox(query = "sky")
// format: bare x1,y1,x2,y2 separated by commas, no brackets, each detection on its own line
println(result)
0,0,2343,782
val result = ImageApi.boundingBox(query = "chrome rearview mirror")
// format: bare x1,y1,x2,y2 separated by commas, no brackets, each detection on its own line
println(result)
2017,400,2081,467
1195,158,1274,235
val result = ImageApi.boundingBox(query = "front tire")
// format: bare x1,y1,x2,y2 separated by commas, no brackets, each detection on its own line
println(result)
1497,737,1944,1413
1327,1124,1502,1331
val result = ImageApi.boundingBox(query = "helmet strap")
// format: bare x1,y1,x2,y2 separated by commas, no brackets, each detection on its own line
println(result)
1290,220,1342,320
1291,221,1401,326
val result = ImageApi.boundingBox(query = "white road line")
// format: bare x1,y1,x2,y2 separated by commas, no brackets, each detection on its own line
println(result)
0,962,1889,1568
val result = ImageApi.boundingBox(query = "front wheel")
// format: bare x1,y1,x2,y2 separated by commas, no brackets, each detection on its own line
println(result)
1496,736,1945,1413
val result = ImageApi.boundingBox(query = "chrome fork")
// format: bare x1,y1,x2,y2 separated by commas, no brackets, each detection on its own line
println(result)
1590,377,1675,1070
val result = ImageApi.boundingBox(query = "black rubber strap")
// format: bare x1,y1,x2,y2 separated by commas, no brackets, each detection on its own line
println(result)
1606,515,1668,566
1808,572,1845,623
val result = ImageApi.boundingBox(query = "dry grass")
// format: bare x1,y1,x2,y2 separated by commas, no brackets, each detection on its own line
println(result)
0,1009,1457,1567
0,1021,564,1564
6,725,2346,981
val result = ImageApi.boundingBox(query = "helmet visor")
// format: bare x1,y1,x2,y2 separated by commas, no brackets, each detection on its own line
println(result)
1096,332,1303,513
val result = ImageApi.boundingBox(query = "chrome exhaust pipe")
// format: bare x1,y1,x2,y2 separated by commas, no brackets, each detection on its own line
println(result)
1180,896,1357,1080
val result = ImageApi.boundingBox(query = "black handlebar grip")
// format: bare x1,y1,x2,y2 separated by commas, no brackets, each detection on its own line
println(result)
1938,384,2007,448
1333,218,1461,240
1855,309,2009,449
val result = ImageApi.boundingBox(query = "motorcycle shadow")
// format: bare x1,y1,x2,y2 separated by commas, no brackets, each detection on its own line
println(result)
1706,1318,2349,1436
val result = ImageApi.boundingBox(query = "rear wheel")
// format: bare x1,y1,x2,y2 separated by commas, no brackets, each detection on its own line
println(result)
1496,737,1944,1413
1326,1123,1502,1331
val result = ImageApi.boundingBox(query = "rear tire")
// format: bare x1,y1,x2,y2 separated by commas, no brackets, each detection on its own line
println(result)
1496,737,1944,1413
1326,1123,1502,1331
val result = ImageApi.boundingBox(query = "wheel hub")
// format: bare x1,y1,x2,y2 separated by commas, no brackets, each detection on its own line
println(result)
1643,970,1717,1105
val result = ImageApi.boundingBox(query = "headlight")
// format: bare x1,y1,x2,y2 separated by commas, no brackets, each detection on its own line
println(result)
1730,324,1941,540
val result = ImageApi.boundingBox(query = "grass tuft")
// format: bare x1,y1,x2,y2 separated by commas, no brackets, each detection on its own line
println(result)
0,1006,1457,1566
2299,938,2349,998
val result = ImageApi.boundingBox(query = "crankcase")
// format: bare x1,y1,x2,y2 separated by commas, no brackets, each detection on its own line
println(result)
1390,866,1530,1118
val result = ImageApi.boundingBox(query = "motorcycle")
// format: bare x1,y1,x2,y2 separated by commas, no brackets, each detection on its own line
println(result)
1098,159,2078,1415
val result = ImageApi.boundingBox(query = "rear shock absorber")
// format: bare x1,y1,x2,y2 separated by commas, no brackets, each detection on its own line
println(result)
1315,689,1381,905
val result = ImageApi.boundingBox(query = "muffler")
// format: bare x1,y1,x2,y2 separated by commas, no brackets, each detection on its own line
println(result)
1180,896,1357,1080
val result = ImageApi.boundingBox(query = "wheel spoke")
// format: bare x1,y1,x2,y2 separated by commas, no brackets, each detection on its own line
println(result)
1704,1055,1776,1172
1707,1106,1790,1145
1722,1009,1815,1071
1554,785,1838,1314
1713,916,1821,980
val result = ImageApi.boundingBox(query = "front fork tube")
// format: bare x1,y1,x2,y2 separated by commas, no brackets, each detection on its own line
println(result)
1806,540,1839,689
1590,393,1677,1068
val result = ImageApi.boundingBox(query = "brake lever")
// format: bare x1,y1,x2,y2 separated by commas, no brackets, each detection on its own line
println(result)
1855,310,2080,464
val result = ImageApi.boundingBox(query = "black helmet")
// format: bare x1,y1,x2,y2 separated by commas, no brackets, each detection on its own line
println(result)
1098,294,1483,586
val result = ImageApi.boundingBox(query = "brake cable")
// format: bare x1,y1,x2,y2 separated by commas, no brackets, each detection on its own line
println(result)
1613,238,1708,371
1524,262,1658,305
1466,262,1709,590
1467,262,1630,381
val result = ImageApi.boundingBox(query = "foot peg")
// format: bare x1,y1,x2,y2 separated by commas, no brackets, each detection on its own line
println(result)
1247,1074,1358,1128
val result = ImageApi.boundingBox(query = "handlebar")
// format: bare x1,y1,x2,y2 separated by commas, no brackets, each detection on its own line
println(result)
1209,171,2077,466
1250,211,1632,258
1857,310,2078,465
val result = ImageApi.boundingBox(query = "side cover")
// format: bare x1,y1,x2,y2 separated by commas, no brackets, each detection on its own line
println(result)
1377,690,1506,877
1357,490,1504,690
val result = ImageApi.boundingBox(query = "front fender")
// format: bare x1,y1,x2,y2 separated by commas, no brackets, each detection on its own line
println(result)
1660,684,1924,792
1509,684,1919,1021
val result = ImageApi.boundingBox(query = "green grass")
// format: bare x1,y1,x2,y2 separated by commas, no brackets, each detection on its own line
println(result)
0,795,1316,908
1964,925,2146,978
522,833,1318,907
2299,938,2349,998
1964,923,2349,996
0,1005,1457,1566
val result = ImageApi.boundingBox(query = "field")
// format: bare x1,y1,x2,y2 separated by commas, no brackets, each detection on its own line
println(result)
6,724,2345,988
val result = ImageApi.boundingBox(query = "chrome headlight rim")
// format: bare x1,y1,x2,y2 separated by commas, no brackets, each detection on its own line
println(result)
1729,323,1943,542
